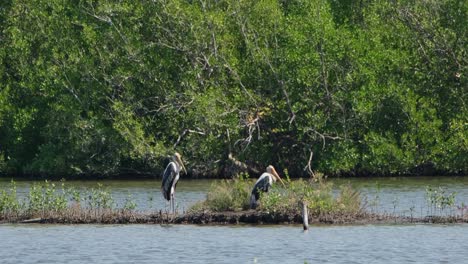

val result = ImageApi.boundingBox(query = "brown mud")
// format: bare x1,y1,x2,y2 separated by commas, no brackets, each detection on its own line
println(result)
2,210,467,225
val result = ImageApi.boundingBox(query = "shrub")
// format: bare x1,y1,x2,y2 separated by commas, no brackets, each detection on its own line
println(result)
0,181,22,218
1,180,121,222
204,173,252,211
190,175,363,216
260,179,337,215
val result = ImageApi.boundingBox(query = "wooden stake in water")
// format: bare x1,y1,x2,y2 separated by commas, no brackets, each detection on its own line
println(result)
302,201,309,231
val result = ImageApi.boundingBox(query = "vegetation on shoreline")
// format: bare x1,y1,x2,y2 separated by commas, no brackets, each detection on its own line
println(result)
0,0,466,178
1,179,467,224
189,174,363,218
0,180,139,223
188,174,468,222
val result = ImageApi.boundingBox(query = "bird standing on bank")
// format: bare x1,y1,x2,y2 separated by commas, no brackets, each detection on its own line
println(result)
250,165,285,209
161,152,187,214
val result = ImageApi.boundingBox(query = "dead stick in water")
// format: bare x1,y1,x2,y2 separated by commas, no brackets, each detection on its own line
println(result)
20,218,43,224
302,201,309,231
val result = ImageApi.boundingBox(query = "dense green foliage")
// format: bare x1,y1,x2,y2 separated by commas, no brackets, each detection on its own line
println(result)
0,0,466,177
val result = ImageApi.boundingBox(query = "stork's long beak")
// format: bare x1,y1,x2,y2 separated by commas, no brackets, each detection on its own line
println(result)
271,168,286,187
177,156,187,174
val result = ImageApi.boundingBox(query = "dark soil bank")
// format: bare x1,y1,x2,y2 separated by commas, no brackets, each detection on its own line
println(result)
5,211,467,225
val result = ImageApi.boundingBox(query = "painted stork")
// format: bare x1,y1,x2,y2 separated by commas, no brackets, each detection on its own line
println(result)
161,152,187,214
250,165,285,209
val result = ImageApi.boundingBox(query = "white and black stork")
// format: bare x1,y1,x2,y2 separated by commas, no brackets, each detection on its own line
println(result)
161,152,186,214
250,165,285,209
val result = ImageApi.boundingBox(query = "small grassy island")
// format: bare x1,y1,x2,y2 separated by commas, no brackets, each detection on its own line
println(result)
1,176,466,225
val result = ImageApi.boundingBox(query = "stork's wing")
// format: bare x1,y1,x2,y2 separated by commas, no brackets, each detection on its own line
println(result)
251,174,271,200
161,162,176,201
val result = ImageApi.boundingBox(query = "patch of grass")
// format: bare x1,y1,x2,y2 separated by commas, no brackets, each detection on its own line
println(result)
259,179,362,217
0,180,138,223
189,174,364,217
425,186,457,216
202,173,252,212
335,184,362,214
0,180,21,219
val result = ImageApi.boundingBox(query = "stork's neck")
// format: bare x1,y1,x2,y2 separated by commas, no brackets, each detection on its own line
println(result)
172,159,182,173
270,174,276,182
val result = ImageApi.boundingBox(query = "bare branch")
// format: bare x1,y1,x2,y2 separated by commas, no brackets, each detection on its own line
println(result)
228,153,260,174
173,128,206,148
306,128,342,149
303,148,315,177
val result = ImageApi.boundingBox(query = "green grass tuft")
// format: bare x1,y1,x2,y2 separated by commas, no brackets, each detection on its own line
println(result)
189,175,364,217
203,173,252,211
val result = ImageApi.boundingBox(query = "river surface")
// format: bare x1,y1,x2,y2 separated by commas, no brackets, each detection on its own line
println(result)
1,176,467,263
0,223,467,263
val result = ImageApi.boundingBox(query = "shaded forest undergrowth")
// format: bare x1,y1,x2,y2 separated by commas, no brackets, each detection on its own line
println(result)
1,178,467,225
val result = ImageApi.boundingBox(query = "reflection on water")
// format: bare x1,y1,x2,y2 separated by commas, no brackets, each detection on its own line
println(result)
1,176,467,216
0,224,467,263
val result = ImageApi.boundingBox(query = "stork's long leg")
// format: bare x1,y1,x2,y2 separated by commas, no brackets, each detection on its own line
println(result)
171,194,175,215
169,194,174,213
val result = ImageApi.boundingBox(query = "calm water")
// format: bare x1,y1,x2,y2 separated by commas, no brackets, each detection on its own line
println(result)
331,177,468,216
1,177,467,263
0,224,467,263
